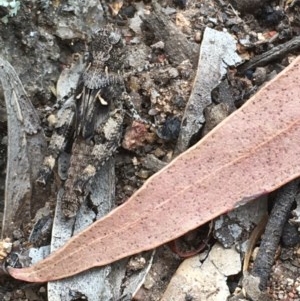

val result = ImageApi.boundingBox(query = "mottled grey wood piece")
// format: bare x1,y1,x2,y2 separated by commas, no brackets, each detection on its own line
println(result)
0,57,47,238
175,27,242,153
48,158,119,301
47,54,120,300
238,35,300,74
142,1,198,66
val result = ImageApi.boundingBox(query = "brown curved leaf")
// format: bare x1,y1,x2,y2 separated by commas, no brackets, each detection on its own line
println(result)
8,56,300,283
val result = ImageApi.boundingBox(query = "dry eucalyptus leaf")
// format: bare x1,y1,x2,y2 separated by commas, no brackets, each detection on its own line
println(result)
8,56,300,283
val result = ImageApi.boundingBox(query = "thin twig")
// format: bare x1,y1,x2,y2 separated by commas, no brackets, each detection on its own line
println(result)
251,179,299,290
238,35,300,73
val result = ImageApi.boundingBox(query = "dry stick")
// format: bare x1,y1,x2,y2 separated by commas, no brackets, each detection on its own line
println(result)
251,179,299,290
238,35,300,73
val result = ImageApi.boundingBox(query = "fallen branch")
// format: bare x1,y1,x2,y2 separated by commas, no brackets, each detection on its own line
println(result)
238,35,300,73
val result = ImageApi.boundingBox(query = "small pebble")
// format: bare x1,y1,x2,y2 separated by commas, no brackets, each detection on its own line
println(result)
1,135,8,145
143,274,155,290
252,67,267,86
194,31,202,43
15,290,24,297
172,95,185,108
287,278,295,286
132,157,139,166
4,293,11,301
244,69,254,80
148,108,159,116
123,185,135,194
136,169,150,179
121,5,136,18
288,291,295,298
150,41,164,49
47,114,57,127
150,89,160,104
127,256,146,271
168,67,179,79
278,291,285,299
12,229,23,240
154,147,166,158
157,116,181,141
39,287,46,294
127,76,141,92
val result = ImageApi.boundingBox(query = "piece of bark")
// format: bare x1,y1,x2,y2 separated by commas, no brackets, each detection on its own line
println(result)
48,160,154,300
214,197,267,248
141,154,168,173
0,57,48,238
175,27,242,153
238,35,300,74
251,179,299,290
211,79,236,112
48,61,153,300
48,159,119,301
202,103,231,136
142,1,198,66
8,55,300,283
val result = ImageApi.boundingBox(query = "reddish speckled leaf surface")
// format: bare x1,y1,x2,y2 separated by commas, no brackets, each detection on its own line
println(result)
8,56,300,283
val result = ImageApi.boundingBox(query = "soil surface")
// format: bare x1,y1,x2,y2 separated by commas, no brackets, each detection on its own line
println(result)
1,0,300,300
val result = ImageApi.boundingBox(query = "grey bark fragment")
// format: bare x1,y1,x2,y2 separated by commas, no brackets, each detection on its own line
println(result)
0,57,47,238
175,27,242,153
214,197,267,248
48,158,154,300
56,56,87,103
48,160,117,301
142,1,198,66
29,246,51,264
48,58,153,300
48,74,119,299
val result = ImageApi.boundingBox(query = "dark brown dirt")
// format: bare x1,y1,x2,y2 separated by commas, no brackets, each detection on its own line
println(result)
1,0,300,300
